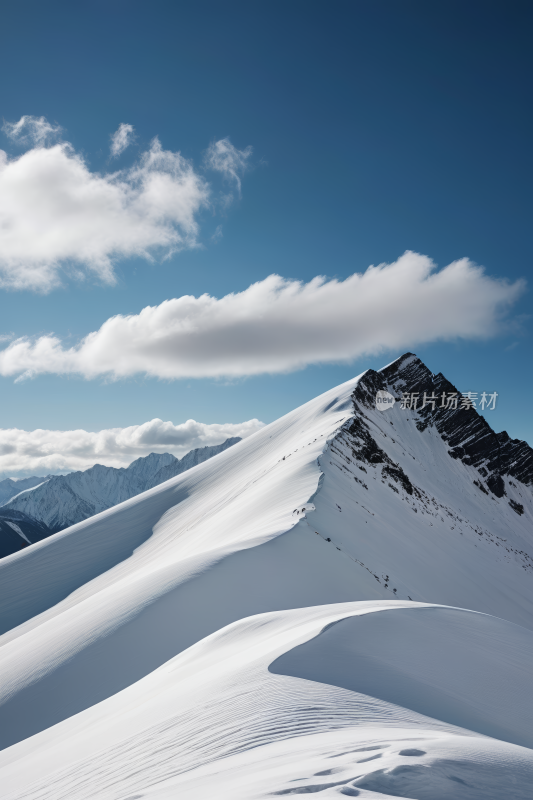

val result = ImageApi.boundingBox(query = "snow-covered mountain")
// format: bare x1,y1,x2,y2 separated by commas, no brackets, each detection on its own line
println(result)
3,437,241,533
0,476,50,506
144,437,242,489
0,353,531,799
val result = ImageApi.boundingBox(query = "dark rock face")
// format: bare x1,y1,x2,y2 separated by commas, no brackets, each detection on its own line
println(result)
509,499,524,516
343,397,416,499
346,417,389,465
382,464,414,496
353,352,533,492
0,510,53,559
487,474,506,498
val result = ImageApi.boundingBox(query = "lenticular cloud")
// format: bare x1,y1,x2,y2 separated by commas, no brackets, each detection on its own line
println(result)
0,251,524,381
0,116,251,291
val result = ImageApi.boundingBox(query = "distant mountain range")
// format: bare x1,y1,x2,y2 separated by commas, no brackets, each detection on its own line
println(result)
0,437,240,557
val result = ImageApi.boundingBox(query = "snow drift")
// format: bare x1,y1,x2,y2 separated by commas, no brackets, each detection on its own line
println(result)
1,602,533,799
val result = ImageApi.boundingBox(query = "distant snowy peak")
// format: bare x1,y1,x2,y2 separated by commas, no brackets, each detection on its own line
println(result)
3,437,241,534
146,437,242,489
0,475,51,506
125,452,177,486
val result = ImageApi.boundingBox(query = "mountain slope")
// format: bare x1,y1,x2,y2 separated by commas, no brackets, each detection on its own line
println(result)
0,354,531,752
3,438,240,532
1,602,532,799
310,353,533,624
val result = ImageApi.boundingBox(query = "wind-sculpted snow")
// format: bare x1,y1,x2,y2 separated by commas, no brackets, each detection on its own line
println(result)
271,606,533,749
0,354,532,798
0,603,532,799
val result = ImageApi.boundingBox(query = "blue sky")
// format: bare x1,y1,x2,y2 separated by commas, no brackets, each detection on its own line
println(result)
0,0,531,476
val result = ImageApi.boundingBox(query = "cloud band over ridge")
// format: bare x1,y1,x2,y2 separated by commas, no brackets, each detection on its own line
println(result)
0,252,525,382
0,418,264,477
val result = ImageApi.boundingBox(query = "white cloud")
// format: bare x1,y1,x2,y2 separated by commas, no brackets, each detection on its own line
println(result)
0,117,250,291
2,115,63,147
0,418,264,477
0,252,524,381
110,123,135,158
204,137,252,195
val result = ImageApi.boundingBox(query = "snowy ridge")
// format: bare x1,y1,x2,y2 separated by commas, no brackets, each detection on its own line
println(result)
0,354,532,798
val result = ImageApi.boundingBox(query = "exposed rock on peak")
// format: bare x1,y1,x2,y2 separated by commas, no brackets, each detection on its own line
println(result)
353,352,533,491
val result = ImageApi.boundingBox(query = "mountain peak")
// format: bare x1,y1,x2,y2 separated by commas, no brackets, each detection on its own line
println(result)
352,354,533,490
378,351,420,374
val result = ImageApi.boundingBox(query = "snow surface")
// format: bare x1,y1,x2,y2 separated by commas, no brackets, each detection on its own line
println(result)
0,358,532,798
0,602,532,799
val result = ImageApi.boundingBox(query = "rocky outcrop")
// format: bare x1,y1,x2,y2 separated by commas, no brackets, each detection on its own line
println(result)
353,352,533,493
0,509,52,559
